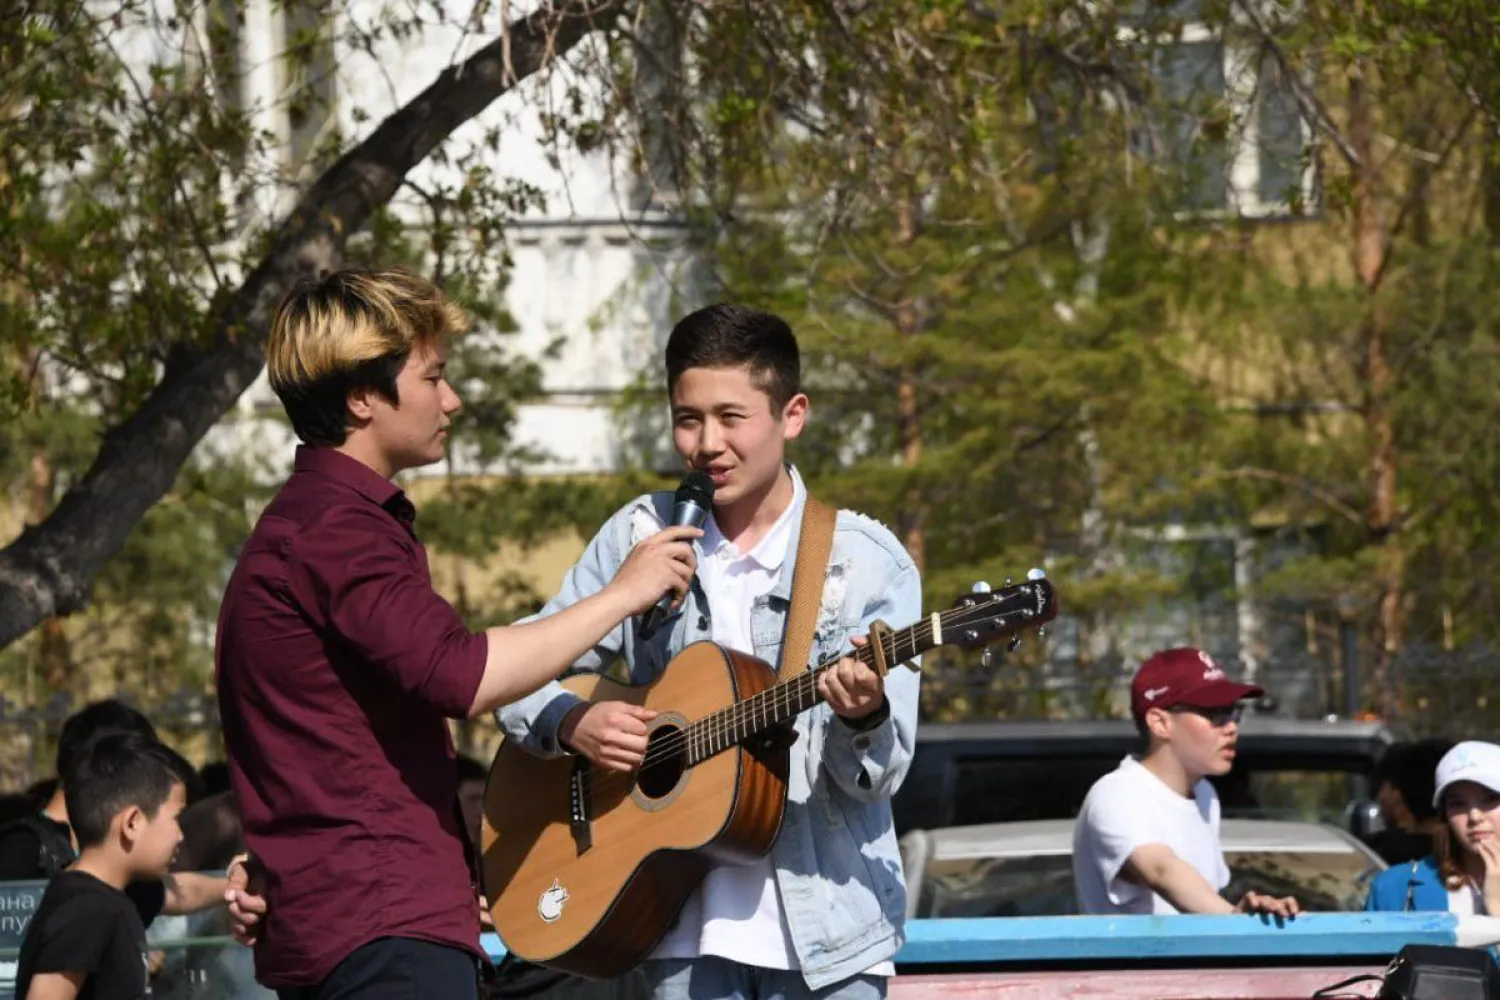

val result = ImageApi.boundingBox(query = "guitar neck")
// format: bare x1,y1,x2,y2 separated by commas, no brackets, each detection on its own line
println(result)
683,615,941,766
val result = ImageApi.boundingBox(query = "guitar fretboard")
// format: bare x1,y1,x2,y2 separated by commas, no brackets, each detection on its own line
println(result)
681,616,937,766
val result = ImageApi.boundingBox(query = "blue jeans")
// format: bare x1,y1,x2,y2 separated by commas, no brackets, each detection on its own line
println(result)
642,958,887,1000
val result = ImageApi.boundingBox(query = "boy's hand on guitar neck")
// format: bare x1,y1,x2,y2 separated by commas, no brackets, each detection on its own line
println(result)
560,638,888,773
817,635,886,724
559,701,658,773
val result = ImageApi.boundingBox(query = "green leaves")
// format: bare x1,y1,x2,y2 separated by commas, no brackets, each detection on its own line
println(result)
602,0,1500,706
0,0,572,694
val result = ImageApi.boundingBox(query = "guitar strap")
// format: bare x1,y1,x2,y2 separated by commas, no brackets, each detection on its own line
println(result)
778,495,838,678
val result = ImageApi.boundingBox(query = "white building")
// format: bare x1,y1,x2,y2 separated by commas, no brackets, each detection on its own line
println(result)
178,0,691,478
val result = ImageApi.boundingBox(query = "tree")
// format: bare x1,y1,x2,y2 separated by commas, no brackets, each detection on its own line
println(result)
603,0,1500,719
1161,0,1500,699
595,3,1239,716
0,0,626,652
8,0,1500,732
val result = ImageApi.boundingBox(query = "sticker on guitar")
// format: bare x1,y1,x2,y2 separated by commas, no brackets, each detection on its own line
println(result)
538,880,569,923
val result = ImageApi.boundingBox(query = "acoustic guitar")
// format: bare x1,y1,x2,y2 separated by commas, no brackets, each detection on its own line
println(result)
481,574,1058,978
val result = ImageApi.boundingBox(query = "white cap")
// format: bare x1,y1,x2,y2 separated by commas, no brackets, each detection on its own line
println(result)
1432,741,1500,808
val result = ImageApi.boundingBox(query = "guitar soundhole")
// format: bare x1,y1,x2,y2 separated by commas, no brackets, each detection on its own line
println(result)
636,724,687,801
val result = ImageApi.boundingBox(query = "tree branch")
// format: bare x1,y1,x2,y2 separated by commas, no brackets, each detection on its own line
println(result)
0,0,626,649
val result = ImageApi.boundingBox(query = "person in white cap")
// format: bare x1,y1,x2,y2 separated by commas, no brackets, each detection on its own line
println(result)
1072,647,1298,917
1366,740,1500,917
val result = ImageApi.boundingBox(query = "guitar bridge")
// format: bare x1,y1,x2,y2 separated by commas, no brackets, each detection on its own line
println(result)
569,756,593,855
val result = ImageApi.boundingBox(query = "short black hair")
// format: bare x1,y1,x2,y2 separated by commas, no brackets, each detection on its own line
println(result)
278,353,406,447
1132,712,1151,744
198,761,233,798
1377,738,1454,823
665,304,801,410
66,732,192,850
57,700,157,786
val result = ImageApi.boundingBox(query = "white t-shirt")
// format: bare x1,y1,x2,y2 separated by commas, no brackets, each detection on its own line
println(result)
1072,755,1230,915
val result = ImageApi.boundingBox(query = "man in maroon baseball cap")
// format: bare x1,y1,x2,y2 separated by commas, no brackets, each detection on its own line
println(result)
1072,647,1297,917
1130,647,1263,721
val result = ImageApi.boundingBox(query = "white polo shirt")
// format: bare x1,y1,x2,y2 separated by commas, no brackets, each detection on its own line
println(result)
651,476,895,976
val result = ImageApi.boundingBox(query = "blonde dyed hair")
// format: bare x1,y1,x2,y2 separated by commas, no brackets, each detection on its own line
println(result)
266,267,468,446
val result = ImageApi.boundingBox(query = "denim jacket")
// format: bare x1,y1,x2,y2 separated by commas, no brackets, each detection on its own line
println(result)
495,467,922,989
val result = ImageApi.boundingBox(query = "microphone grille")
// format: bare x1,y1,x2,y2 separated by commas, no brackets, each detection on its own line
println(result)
677,470,715,507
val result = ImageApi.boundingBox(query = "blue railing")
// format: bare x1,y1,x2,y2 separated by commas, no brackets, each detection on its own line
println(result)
6,904,1494,998
473,911,1493,966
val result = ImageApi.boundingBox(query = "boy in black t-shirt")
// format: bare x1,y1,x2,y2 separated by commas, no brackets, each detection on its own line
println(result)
16,732,190,1000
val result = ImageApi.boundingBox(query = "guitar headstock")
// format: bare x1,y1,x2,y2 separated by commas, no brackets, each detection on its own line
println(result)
944,570,1058,653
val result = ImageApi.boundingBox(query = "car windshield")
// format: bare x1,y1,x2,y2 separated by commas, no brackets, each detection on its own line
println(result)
916,849,1379,918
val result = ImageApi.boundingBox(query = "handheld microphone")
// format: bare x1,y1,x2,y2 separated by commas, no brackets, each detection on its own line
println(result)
638,470,715,639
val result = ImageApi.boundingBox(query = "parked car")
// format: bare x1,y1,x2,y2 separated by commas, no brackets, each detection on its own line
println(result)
892,717,1397,836
899,817,1388,919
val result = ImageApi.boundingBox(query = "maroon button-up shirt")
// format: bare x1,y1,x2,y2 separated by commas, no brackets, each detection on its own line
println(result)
215,447,488,987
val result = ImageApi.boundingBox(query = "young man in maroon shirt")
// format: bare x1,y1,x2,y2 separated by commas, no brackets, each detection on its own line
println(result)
215,268,698,999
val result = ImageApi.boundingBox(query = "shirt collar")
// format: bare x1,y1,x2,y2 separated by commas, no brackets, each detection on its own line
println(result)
703,467,805,573
292,446,416,525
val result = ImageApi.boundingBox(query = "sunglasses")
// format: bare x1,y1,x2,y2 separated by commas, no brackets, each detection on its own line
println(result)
1168,703,1244,727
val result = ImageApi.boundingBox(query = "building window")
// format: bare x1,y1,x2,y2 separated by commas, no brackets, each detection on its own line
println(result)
1130,1,1316,218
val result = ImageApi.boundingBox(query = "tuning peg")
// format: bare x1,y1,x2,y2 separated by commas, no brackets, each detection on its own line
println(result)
1008,635,1022,652
971,580,992,594
1027,567,1046,581
1004,577,1013,587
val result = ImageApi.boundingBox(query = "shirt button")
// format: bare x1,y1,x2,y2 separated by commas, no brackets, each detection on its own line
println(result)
697,615,709,631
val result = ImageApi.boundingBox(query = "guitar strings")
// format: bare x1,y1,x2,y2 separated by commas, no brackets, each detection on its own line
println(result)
569,589,1043,798
573,618,944,797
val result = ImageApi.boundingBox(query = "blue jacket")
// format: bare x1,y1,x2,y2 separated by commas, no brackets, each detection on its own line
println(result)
1365,855,1449,913
1366,855,1500,962
496,467,922,989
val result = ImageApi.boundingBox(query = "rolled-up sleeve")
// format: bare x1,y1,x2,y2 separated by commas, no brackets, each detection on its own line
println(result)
285,504,487,718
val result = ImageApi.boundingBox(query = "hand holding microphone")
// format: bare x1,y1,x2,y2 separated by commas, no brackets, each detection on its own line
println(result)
609,525,700,625
635,471,714,638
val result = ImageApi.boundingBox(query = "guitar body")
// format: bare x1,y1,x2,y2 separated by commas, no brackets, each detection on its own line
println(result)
481,642,790,979
481,574,1059,980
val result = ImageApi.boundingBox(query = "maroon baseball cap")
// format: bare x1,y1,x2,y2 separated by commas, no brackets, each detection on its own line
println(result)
1130,647,1264,718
